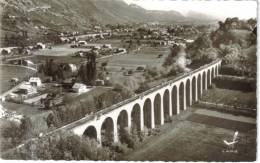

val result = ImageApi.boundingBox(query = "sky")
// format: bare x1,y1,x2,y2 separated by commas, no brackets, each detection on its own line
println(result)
124,0,257,19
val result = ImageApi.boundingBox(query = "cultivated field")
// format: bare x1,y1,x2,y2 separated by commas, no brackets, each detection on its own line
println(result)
122,107,256,161
33,44,90,57
0,65,36,94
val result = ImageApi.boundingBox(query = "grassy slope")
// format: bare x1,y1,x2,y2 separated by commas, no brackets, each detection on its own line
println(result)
122,108,256,161
201,88,256,109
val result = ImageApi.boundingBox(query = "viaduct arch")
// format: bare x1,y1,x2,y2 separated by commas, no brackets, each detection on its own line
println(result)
71,60,221,146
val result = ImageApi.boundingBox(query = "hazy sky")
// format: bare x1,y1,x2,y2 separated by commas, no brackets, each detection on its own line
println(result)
124,0,257,19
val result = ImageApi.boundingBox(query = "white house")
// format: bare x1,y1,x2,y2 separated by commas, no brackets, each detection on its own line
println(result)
103,44,112,49
72,83,90,93
29,77,42,87
36,42,46,49
78,41,88,46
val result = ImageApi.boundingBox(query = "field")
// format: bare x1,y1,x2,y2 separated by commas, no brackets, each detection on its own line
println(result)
33,44,90,57
0,65,36,94
201,88,256,109
122,107,256,161
98,46,170,90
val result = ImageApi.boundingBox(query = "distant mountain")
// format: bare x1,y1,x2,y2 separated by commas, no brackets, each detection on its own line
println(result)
0,0,218,34
185,10,219,23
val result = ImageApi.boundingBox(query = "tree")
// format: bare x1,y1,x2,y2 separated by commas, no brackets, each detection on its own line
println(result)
1,49,9,59
135,82,150,94
79,51,97,85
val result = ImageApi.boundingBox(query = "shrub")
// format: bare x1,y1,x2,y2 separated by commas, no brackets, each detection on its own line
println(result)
111,142,129,154
209,83,216,89
164,115,173,123
119,127,141,149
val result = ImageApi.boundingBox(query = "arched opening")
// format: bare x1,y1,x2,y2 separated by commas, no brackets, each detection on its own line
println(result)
212,67,215,79
117,110,128,144
186,79,191,106
192,77,196,102
83,126,97,140
131,104,141,131
154,93,161,126
207,69,211,87
215,66,217,76
202,71,206,91
179,82,185,111
101,117,114,146
143,98,152,129
197,74,202,99
172,86,178,114
163,89,170,120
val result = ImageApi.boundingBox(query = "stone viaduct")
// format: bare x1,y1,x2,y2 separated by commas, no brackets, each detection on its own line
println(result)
68,60,222,145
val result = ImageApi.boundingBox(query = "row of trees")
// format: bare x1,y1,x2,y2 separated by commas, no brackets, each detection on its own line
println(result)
2,131,112,160
0,116,33,151
2,124,157,160
41,51,97,84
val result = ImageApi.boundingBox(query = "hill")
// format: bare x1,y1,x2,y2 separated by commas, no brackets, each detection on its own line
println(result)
0,0,217,34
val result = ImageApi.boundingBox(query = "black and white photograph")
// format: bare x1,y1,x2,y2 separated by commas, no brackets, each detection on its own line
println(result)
0,0,258,161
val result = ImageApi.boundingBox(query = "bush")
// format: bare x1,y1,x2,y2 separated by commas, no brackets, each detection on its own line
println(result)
119,127,141,149
150,127,161,136
111,142,129,154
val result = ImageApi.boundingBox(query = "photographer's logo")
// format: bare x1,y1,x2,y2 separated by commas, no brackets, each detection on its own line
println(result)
222,131,239,153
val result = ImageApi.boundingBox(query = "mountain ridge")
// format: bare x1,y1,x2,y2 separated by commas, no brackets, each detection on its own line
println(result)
1,0,218,33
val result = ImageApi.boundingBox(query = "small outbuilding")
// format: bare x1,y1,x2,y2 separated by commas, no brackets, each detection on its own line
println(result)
72,83,90,93
29,77,42,87
36,42,46,49
95,79,105,86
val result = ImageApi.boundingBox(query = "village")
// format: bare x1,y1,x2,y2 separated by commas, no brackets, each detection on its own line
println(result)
0,23,200,112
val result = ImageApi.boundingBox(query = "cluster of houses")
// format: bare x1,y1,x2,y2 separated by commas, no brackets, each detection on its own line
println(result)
0,42,49,58
5,73,98,108
71,39,126,57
